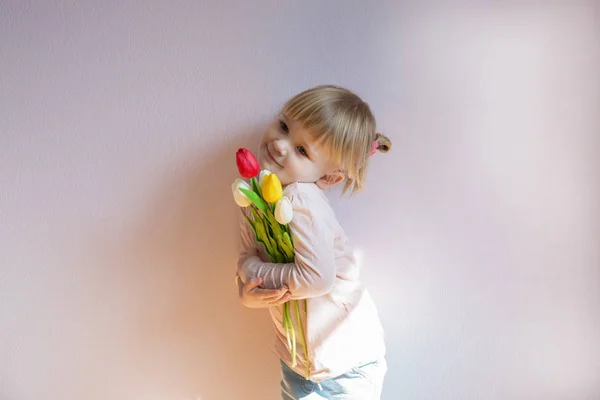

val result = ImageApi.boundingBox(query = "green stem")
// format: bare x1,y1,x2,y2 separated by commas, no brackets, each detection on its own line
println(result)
283,303,292,351
250,177,262,197
288,308,296,366
294,299,310,376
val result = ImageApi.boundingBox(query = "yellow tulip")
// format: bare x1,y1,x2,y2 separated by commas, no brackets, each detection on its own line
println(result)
258,169,271,187
262,173,283,203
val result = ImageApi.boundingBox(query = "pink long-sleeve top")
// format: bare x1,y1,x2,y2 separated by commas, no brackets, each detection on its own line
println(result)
237,182,386,382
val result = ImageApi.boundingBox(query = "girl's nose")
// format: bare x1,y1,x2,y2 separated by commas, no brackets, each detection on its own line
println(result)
273,139,288,157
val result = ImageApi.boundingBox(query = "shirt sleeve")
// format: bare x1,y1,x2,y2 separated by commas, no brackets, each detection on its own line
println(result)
237,191,336,300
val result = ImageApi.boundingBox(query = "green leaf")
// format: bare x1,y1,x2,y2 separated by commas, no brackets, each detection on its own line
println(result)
251,208,287,262
250,177,262,197
266,234,281,262
251,208,275,256
240,187,268,214
264,209,285,237
249,207,261,228
276,233,294,261
283,232,294,258
245,215,258,238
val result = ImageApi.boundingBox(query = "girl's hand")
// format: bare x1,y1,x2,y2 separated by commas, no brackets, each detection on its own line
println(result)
238,277,291,308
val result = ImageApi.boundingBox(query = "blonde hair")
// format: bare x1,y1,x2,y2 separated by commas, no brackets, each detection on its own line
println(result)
282,85,391,194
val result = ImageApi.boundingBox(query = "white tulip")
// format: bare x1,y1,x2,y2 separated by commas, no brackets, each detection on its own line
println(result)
258,169,272,187
274,197,293,224
231,178,252,207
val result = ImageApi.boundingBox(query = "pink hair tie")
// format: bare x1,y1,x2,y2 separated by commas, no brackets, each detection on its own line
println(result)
370,140,379,157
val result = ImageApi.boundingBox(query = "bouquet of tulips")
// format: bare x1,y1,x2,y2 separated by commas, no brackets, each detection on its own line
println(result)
232,148,309,371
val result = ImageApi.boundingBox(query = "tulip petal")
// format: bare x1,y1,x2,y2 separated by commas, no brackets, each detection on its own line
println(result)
258,169,271,187
236,148,261,178
232,179,252,207
262,173,283,203
275,197,293,225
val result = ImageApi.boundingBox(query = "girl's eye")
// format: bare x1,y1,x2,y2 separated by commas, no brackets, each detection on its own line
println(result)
297,146,308,157
279,120,289,133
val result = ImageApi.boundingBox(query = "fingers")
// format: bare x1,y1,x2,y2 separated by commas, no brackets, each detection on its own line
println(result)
263,290,289,302
243,277,263,294
269,291,292,306
250,286,290,303
253,285,286,297
243,278,291,305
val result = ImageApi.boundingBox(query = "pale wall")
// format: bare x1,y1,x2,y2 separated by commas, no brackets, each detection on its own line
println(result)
1,1,599,399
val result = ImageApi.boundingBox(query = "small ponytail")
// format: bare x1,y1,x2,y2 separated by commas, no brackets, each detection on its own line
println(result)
374,132,392,154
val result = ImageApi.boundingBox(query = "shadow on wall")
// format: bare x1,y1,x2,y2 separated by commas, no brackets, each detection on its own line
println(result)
87,127,281,399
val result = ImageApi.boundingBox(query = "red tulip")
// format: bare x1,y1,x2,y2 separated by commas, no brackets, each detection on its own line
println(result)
236,148,260,178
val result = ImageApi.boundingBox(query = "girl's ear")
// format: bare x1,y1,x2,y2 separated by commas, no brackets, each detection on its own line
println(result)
316,171,345,189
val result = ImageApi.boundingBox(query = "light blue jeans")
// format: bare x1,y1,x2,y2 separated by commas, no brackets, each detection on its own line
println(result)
280,358,387,399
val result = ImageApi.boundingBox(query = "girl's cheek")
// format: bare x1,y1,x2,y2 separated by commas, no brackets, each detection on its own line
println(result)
267,129,278,139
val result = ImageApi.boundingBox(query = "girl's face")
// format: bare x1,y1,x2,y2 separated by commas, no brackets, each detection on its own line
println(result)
257,114,339,187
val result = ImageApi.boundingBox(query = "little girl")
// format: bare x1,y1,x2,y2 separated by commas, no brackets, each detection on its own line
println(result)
235,85,392,399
